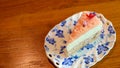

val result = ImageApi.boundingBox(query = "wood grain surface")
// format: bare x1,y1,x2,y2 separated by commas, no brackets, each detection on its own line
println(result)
0,0,120,68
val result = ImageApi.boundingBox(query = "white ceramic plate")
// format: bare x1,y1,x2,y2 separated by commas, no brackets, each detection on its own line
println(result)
44,11,116,68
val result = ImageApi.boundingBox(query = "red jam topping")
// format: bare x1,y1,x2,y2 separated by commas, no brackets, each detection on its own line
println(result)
86,12,96,19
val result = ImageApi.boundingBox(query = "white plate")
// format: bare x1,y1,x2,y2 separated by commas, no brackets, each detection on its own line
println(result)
44,11,116,68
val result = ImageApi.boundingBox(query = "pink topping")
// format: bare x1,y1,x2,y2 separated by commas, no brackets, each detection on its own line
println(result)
86,12,96,19
68,11,101,43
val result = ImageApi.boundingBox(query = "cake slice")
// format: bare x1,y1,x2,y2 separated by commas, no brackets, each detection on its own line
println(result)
66,11,103,55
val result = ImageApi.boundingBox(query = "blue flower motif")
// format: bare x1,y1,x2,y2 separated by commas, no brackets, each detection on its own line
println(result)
108,25,115,34
105,42,110,46
100,33,104,39
84,56,94,64
44,45,49,51
59,46,66,54
52,28,57,32
60,20,66,27
97,44,109,55
62,55,79,66
46,37,56,45
85,44,94,49
59,51,64,54
57,55,60,58
74,55,79,59
73,21,77,26
62,58,73,66
61,46,66,49
56,30,64,38
100,29,105,39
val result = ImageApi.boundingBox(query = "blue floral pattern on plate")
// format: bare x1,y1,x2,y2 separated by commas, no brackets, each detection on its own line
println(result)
46,37,56,45
60,20,66,27
97,44,109,55
59,46,66,54
108,25,115,34
100,29,105,39
85,44,94,49
62,55,79,66
44,11,116,68
84,56,94,64
56,30,64,38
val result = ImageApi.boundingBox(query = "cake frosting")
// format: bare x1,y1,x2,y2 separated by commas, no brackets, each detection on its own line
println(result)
66,11,103,55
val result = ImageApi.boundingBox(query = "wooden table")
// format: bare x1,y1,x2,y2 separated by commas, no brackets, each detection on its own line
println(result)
0,0,120,68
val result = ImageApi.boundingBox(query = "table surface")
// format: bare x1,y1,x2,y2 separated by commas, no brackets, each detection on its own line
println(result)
0,0,120,68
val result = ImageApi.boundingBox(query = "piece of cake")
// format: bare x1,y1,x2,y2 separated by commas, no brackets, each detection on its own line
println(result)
66,11,103,55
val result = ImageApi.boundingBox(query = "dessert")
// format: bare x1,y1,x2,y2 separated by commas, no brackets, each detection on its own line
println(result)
66,11,103,55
